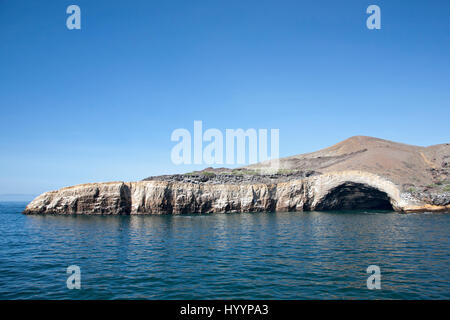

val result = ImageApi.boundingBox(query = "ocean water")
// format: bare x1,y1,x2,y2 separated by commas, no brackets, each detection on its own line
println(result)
0,202,448,299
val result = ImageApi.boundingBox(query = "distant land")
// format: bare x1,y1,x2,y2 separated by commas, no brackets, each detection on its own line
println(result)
23,136,450,214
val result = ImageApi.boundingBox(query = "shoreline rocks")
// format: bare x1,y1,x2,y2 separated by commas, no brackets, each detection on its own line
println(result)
23,171,450,215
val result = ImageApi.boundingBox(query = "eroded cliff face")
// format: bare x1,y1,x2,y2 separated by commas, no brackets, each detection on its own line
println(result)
23,171,450,215
24,181,300,215
23,136,450,215
24,182,131,215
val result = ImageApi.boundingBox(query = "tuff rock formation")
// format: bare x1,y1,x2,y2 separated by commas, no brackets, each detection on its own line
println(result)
23,136,450,214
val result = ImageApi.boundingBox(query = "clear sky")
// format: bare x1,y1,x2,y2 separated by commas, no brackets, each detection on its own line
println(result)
0,0,449,196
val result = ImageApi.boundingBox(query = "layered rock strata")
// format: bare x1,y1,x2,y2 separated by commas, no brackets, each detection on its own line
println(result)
23,171,450,214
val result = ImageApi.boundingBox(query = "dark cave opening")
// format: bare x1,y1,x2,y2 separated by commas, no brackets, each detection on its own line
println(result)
315,182,394,211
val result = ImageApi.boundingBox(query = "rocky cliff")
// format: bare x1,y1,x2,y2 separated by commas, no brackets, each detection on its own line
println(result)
24,136,450,214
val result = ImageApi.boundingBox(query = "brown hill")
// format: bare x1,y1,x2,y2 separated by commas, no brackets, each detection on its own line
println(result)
248,136,450,192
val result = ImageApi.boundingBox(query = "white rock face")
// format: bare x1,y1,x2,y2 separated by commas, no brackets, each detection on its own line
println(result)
23,171,450,214
24,182,130,215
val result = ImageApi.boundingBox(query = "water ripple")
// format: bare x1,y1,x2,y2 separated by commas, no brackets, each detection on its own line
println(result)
0,203,448,299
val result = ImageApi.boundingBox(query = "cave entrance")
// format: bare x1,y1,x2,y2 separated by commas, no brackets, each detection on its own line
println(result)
315,182,394,211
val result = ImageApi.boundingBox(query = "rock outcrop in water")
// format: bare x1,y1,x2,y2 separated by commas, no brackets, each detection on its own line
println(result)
24,136,450,214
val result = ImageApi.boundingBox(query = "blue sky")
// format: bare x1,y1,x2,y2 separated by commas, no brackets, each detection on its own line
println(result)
0,0,449,195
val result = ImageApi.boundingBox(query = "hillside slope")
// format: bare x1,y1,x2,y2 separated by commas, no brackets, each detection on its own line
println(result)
247,136,450,192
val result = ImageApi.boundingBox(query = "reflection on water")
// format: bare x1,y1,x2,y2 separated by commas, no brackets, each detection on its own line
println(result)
0,202,448,299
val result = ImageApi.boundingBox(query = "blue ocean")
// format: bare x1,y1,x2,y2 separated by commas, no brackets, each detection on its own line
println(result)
0,202,448,299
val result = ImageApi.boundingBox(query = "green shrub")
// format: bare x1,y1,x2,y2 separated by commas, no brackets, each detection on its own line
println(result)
230,169,259,175
277,169,295,174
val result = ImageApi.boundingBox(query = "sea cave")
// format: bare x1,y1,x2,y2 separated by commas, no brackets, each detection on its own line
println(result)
314,182,394,211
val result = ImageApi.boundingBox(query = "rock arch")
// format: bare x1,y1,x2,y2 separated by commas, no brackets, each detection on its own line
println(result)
309,171,405,211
